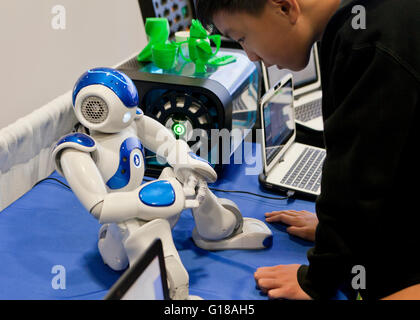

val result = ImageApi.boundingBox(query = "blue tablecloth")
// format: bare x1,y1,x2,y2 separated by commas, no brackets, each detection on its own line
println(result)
0,143,322,300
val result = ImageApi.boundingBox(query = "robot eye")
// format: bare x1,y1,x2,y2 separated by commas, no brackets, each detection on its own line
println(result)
81,96,109,124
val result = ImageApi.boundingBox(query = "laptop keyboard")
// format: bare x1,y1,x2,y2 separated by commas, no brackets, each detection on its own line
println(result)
295,98,322,122
280,147,326,193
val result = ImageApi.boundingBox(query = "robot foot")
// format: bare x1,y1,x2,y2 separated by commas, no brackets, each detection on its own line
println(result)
98,224,129,271
164,256,190,300
122,219,191,300
192,218,273,251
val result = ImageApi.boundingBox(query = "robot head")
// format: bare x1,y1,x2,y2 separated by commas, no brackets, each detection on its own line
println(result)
72,68,139,133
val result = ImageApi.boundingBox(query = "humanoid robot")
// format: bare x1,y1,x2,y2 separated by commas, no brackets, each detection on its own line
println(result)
52,68,272,300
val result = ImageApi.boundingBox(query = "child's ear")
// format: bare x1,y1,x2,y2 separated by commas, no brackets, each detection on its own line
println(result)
269,0,300,24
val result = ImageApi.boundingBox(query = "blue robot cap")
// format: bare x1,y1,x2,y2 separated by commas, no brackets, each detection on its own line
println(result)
72,67,139,108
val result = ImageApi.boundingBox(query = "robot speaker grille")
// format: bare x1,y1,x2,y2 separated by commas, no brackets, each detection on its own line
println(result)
81,96,109,124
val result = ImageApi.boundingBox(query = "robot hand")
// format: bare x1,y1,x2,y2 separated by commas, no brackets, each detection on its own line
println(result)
165,139,217,184
174,152,217,184
135,114,216,183
181,172,208,209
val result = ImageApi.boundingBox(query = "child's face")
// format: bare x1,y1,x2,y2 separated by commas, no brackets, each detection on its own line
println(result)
212,4,313,71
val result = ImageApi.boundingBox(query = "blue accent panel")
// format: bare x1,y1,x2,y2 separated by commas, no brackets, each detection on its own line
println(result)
139,180,176,207
106,137,145,190
72,68,139,108
55,133,95,148
136,108,143,115
188,152,210,165
262,235,273,248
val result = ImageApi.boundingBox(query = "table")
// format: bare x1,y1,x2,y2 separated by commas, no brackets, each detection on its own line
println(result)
0,143,323,300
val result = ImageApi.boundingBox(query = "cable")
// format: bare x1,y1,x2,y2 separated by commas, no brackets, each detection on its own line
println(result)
143,176,290,200
209,187,290,200
33,177,72,190
34,176,290,201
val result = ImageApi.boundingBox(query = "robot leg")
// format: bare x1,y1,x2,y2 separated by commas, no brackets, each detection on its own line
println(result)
122,218,190,300
98,223,129,271
192,184,273,250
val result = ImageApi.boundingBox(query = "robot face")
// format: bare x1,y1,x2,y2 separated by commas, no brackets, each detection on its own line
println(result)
72,68,139,133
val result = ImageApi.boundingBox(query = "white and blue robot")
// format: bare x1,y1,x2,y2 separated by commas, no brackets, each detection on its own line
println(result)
52,67,272,300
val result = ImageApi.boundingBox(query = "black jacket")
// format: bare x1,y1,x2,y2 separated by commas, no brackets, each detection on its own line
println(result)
297,0,420,300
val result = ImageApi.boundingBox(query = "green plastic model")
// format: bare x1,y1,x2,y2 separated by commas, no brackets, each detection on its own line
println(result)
183,19,222,73
138,17,236,73
137,18,170,62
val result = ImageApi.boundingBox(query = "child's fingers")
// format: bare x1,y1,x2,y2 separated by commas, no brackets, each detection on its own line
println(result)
265,210,313,218
257,278,281,291
266,212,300,226
264,211,297,221
267,288,285,300
287,226,305,238
255,265,283,276
287,226,315,242
264,211,283,217
255,269,281,280
281,210,315,216
265,210,296,216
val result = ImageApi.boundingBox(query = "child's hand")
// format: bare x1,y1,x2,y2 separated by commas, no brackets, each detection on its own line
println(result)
264,210,318,242
254,264,312,300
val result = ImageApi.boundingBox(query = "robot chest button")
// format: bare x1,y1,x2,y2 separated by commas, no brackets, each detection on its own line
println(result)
133,153,141,168
139,180,176,207
106,137,144,190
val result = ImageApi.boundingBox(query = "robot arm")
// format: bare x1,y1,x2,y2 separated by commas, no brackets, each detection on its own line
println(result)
53,133,186,225
135,111,217,183
59,148,108,218
134,109,177,159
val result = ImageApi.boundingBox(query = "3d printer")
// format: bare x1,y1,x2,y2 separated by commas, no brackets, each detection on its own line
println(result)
118,48,260,176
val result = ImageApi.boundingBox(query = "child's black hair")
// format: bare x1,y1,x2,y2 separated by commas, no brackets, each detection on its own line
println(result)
194,0,267,30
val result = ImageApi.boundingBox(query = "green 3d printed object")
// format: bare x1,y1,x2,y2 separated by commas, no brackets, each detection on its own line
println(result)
138,18,170,62
179,19,222,73
138,18,236,72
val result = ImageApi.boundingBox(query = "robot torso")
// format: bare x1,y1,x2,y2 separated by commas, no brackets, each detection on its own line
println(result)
90,123,145,193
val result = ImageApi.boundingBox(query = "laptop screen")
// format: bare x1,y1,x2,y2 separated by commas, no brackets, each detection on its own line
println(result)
263,78,294,167
104,239,170,300
266,46,318,90
120,255,165,300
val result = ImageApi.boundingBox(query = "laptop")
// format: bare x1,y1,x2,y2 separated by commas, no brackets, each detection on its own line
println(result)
262,43,323,132
104,238,170,300
258,73,326,199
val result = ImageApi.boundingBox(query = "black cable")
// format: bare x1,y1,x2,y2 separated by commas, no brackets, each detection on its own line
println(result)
33,177,71,190
142,176,289,200
209,187,289,200
34,176,289,200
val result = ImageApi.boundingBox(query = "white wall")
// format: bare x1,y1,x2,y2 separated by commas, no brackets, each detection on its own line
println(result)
0,0,147,129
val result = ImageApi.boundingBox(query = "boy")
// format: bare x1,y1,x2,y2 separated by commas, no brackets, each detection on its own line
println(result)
195,0,420,300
